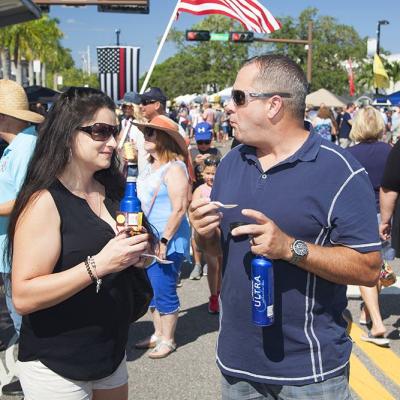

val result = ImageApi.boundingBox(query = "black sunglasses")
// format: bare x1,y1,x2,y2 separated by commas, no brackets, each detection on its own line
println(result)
196,140,211,145
204,158,220,166
79,123,119,141
141,99,158,106
143,127,156,138
231,89,292,106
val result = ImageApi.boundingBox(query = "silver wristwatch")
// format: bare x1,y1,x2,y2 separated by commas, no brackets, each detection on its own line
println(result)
289,239,309,264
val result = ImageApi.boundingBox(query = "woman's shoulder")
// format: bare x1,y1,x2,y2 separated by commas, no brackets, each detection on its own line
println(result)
18,188,59,227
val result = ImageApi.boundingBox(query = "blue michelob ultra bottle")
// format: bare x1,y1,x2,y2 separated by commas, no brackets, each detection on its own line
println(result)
117,164,143,235
251,255,274,327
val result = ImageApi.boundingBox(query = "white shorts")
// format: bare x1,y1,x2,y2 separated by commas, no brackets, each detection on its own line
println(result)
18,356,128,400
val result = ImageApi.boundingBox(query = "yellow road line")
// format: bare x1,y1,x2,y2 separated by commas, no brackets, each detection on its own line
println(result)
350,353,395,400
350,322,400,388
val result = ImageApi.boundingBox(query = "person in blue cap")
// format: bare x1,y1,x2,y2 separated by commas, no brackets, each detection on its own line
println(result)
190,121,222,191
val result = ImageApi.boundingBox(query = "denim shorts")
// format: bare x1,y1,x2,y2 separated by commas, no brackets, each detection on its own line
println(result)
221,366,352,400
146,252,184,314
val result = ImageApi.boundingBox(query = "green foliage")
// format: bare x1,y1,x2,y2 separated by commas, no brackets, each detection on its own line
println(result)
142,15,250,98
356,58,400,93
0,15,74,83
47,67,100,89
269,7,366,95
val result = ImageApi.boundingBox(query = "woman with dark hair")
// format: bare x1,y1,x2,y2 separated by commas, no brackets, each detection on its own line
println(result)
7,87,153,399
133,115,193,359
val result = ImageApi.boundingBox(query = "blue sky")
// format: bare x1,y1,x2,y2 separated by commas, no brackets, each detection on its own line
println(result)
48,0,400,76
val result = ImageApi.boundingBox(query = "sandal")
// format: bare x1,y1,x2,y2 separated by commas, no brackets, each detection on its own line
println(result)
135,334,160,349
361,331,390,347
148,339,176,359
359,303,371,325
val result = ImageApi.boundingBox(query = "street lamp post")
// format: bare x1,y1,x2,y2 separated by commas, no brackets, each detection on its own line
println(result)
376,20,389,56
375,20,389,94
115,29,121,46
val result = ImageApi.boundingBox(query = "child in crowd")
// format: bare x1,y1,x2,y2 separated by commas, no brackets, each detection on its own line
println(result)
191,155,222,314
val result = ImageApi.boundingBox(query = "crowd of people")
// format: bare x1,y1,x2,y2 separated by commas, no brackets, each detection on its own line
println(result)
0,53,399,399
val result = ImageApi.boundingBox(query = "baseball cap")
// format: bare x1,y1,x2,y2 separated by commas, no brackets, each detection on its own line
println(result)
194,121,213,141
123,91,141,105
139,87,167,104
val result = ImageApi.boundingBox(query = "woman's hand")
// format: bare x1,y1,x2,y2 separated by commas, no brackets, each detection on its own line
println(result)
157,242,167,260
94,231,150,277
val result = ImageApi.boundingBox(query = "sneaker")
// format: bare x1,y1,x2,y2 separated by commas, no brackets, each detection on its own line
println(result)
2,379,23,396
189,264,202,280
203,264,208,276
208,294,219,314
176,276,183,288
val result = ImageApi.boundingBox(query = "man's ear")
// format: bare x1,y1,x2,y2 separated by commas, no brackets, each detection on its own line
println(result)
266,96,284,119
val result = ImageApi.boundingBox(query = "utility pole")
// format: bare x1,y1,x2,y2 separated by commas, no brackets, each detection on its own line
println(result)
254,21,313,84
87,45,91,75
375,20,389,95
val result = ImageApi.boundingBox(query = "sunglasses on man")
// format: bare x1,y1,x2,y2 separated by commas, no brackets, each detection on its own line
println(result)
79,123,119,141
141,99,158,106
231,89,292,107
196,140,211,145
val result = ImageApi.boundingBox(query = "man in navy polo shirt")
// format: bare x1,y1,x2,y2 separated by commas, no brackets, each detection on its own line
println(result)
189,55,381,399
338,103,355,148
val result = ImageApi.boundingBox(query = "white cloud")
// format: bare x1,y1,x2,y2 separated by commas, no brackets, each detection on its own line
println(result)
66,19,76,24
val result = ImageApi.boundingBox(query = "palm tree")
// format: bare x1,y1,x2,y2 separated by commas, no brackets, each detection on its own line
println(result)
0,26,13,79
0,15,65,84
356,61,374,93
386,61,400,86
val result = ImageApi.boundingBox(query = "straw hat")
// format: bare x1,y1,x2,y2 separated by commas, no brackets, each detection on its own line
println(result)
132,115,188,157
0,80,44,124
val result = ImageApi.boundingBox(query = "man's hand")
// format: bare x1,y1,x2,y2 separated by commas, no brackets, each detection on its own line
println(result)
194,153,210,165
379,221,391,241
189,197,221,239
231,209,293,260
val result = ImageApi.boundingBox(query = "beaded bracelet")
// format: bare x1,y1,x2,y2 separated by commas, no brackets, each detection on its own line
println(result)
84,256,102,294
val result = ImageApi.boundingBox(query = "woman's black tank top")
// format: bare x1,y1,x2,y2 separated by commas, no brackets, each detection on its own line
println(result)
18,180,134,381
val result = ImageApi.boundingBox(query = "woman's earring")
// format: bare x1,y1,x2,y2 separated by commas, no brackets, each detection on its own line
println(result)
68,148,72,163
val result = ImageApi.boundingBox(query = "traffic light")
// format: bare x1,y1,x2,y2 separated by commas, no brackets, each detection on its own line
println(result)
230,32,254,43
185,30,211,41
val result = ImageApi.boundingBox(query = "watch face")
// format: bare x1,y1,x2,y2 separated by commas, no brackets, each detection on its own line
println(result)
293,240,308,257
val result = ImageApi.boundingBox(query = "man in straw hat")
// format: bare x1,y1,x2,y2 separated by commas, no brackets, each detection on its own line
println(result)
0,79,44,397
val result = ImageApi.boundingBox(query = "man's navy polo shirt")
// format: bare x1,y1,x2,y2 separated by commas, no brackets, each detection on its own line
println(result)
211,132,380,386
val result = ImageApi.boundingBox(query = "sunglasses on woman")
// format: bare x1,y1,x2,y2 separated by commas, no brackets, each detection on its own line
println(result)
231,89,292,107
79,123,119,141
143,127,156,138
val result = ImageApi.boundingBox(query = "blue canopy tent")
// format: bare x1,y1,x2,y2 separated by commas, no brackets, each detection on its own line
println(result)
387,91,400,106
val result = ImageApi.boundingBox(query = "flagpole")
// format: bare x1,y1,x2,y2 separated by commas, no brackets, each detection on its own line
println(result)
140,0,181,94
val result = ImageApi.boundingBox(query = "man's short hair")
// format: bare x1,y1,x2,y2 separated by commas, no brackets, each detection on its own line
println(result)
346,102,355,109
242,55,308,120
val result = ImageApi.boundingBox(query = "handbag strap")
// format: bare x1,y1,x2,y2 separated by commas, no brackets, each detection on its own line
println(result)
146,180,162,217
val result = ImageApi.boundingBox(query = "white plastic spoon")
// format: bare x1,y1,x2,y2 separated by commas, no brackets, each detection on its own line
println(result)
141,253,174,264
210,201,238,209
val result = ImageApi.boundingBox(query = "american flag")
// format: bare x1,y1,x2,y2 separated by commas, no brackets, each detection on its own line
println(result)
97,46,140,102
177,0,281,33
